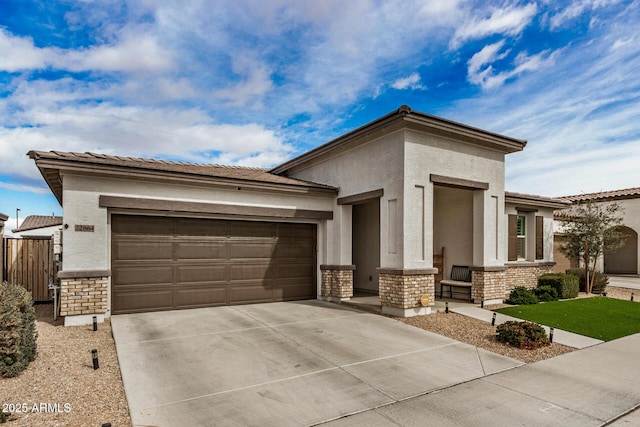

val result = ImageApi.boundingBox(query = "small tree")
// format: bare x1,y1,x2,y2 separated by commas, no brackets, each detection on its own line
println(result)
559,200,626,294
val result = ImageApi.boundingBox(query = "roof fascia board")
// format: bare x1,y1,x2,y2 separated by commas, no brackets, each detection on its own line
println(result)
505,193,571,210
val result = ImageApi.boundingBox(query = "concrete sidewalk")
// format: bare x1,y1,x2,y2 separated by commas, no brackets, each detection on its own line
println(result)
322,332,640,426
451,305,604,349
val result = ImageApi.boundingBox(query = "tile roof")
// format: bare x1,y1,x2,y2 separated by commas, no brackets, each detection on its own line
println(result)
505,191,571,209
28,151,338,191
13,215,63,232
0,212,8,222
559,187,640,203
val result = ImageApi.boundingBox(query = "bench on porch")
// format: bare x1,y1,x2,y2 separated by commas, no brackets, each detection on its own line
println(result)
440,265,472,302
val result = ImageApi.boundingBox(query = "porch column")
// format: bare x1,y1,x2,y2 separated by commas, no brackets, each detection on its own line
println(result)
320,265,355,302
472,191,506,303
58,270,110,326
378,268,436,317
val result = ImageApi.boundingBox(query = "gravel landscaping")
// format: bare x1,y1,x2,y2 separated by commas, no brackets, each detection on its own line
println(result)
0,304,131,427
399,310,575,363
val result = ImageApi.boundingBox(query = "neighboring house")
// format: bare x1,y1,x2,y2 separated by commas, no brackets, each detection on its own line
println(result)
0,212,7,274
29,106,569,326
554,187,640,275
11,215,63,238
0,212,7,236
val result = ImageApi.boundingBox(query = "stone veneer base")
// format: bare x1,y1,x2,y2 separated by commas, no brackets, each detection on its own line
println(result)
64,313,106,327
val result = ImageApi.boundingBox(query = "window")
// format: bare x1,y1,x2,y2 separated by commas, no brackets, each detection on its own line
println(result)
516,215,526,259
509,213,545,262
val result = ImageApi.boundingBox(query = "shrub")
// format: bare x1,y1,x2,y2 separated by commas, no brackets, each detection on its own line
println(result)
506,286,538,305
538,273,579,299
533,285,558,302
565,268,609,294
496,320,550,349
0,282,37,378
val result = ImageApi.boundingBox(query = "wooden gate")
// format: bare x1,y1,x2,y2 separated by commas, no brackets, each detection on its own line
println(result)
3,238,57,302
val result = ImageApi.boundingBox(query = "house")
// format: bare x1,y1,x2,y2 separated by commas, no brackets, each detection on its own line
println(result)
11,215,63,238
29,106,569,326
0,212,7,273
554,187,640,275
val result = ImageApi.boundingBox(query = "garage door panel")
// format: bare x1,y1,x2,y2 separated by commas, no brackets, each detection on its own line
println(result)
276,262,314,279
229,242,276,259
277,223,316,238
276,241,315,258
112,289,174,313
113,241,174,261
112,215,174,235
175,241,226,260
230,263,275,281
177,264,227,283
175,285,228,307
229,284,275,304
228,221,276,238
113,265,173,286
176,218,227,236
273,282,316,300
112,215,316,314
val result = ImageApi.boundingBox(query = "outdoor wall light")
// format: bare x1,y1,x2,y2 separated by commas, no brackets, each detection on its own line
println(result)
91,349,99,370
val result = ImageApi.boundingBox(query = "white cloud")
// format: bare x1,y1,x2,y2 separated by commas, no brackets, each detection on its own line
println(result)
0,98,295,182
547,0,622,30
0,27,173,73
611,36,634,51
0,181,50,194
467,41,558,90
213,56,274,108
390,73,425,90
451,3,538,49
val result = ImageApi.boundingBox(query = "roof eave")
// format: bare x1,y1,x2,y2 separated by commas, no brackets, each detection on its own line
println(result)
28,153,338,199
505,192,572,210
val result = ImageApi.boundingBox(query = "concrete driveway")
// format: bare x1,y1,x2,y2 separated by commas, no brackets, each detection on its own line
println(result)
111,300,521,426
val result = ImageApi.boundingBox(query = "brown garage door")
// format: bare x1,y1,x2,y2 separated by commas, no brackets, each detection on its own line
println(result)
111,215,316,314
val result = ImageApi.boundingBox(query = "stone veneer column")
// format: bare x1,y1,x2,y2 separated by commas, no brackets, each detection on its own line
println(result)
377,268,436,317
503,262,557,294
319,265,355,302
58,270,110,325
470,267,506,304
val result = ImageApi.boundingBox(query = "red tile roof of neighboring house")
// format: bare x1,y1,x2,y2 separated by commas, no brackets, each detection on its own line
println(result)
559,187,640,203
13,215,63,233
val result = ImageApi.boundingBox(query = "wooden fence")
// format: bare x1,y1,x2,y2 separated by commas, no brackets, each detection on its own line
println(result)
2,237,57,302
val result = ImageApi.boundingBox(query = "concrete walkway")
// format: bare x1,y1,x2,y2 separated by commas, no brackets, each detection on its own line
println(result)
321,332,640,426
609,275,640,291
451,305,604,349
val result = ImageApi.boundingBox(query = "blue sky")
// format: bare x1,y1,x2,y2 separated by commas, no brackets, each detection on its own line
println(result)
1,0,639,232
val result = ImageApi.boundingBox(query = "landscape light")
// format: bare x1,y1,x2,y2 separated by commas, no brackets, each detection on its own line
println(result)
91,349,99,370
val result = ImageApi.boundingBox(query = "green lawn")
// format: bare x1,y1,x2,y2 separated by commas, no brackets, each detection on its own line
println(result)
494,297,640,341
